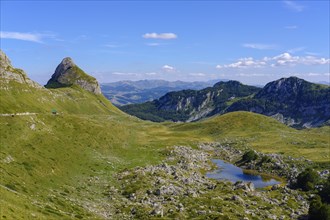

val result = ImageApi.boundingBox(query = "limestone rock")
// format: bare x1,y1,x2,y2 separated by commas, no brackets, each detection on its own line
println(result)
0,50,42,88
45,57,101,94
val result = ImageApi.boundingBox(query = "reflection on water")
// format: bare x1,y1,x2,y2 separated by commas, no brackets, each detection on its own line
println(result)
206,159,281,188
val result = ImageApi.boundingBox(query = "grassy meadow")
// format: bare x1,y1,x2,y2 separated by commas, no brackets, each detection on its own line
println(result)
0,81,329,219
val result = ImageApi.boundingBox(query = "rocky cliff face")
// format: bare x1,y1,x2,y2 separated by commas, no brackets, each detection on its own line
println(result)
120,81,261,122
226,77,330,128
121,77,330,128
45,57,101,94
0,50,42,88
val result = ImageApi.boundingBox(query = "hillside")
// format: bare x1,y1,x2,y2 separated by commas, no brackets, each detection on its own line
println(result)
1,51,329,219
0,54,118,115
101,79,218,106
120,80,261,122
226,77,330,128
120,77,330,128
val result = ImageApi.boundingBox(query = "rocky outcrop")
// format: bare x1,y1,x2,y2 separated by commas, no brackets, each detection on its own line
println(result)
106,145,309,219
45,57,101,94
120,81,261,122
226,77,330,128
0,50,42,88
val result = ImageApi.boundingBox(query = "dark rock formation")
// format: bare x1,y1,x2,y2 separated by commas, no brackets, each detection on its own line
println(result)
45,57,101,94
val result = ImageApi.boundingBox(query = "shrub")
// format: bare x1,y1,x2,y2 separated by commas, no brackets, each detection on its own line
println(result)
242,150,258,162
296,168,320,191
309,195,330,220
260,155,272,163
319,176,330,203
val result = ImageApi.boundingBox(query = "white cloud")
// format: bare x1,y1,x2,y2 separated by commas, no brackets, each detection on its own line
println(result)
104,44,120,48
145,72,157,76
143,33,177,40
236,73,268,77
287,47,305,53
0,31,43,43
162,65,176,72
242,43,277,50
283,1,305,12
271,53,299,66
272,53,330,66
216,53,330,69
189,73,206,77
308,73,321,76
217,57,267,69
305,52,320,56
112,72,139,76
285,25,298,29
146,43,161,46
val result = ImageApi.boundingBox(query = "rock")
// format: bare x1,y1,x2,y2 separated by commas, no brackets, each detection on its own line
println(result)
234,181,255,192
0,50,42,88
231,195,244,204
130,207,136,215
30,123,36,130
151,203,163,216
271,184,281,190
268,214,277,220
154,189,161,196
45,57,101,94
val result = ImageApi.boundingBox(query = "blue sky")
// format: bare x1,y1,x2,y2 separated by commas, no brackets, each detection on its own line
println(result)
1,1,329,85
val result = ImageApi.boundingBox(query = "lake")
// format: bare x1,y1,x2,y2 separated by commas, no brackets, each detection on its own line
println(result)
206,159,281,188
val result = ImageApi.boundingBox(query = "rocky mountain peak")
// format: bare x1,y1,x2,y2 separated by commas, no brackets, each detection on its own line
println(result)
0,50,12,69
45,57,101,94
0,50,42,88
255,76,307,101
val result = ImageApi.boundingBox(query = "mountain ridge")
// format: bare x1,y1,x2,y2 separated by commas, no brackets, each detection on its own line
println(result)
120,80,261,122
120,77,330,128
101,79,221,106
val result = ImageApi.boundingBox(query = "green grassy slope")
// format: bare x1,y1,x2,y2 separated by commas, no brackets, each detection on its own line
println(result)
172,111,330,163
1,81,329,218
0,80,119,115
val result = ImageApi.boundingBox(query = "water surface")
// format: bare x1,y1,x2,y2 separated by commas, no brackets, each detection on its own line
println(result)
206,159,281,188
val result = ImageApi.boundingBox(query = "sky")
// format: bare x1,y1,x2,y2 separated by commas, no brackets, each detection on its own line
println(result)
1,1,329,85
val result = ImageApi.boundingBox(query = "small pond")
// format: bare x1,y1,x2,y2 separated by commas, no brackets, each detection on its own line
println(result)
206,159,281,188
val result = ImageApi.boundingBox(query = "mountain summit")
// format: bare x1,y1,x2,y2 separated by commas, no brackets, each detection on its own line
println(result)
45,57,101,94
226,77,330,127
0,50,41,88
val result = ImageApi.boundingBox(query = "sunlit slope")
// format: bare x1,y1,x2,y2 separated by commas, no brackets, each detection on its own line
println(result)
0,80,200,219
0,60,329,218
171,111,330,163
0,108,165,218
0,80,120,115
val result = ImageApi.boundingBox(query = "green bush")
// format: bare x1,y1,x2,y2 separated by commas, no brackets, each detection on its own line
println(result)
309,195,330,220
296,168,320,191
242,150,258,162
319,176,330,203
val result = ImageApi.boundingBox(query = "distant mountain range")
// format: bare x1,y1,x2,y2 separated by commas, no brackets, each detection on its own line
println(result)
100,79,223,106
120,77,330,128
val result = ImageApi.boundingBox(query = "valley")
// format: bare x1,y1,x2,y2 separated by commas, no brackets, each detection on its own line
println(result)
0,50,329,219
